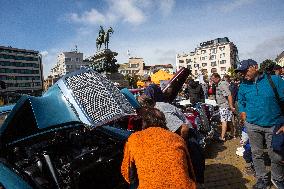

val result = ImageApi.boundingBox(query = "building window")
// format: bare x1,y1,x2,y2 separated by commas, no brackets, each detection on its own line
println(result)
194,64,199,68
187,65,192,69
201,56,206,60
130,64,138,68
186,59,192,63
195,70,198,75
210,55,216,60
76,58,80,62
202,63,207,67
211,68,217,73
65,58,71,62
201,50,206,54
179,60,184,63
211,61,217,67
220,53,225,58
202,69,208,74
221,67,226,71
220,60,226,64
210,48,217,54
219,46,225,51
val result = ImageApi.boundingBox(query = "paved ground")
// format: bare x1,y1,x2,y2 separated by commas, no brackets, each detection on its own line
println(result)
203,138,276,189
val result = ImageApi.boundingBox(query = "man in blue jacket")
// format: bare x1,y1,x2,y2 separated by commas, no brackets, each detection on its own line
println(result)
237,59,284,189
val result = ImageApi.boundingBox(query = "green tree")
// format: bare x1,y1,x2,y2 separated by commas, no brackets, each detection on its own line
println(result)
228,67,236,78
259,59,276,74
125,74,139,88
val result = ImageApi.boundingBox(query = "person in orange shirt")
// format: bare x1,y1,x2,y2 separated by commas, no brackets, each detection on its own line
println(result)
121,107,196,189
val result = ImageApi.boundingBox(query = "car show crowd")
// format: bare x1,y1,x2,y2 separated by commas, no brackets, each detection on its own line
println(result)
120,59,284,189
0,59,283,189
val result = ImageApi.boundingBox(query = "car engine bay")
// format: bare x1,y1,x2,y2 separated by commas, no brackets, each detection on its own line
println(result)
0,125,128,189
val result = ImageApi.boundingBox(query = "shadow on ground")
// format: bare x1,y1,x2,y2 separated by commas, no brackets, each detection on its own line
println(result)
204,140,227,159
204,163,250,189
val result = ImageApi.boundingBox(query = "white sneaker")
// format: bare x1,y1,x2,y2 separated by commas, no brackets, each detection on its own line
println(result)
236,147,245,156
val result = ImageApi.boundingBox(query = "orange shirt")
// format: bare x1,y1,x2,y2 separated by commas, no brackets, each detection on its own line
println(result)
121,127,196,189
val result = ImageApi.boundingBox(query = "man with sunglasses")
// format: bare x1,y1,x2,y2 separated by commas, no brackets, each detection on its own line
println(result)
236,59,284,189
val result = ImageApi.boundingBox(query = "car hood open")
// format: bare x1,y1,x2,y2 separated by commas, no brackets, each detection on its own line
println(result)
162,67,190,103
0,68,135,144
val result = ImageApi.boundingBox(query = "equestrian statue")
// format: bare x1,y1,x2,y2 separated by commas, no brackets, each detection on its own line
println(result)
96,26,114,51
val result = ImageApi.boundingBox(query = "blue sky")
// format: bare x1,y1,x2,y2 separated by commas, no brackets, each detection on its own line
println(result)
0,0,283,77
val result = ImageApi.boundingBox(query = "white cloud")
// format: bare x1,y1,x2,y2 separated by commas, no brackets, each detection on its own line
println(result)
219,0,255,13
241,35,284,62
109,0,146,25
67,0,176,26
67,0,146,26
158,0,175,16
69,8,106,25
40,51,48,57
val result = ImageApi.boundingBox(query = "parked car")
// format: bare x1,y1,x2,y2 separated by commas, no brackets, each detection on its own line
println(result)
0,67,202,189
0,68,134,189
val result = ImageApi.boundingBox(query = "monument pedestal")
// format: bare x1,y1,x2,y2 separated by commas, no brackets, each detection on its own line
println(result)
91,49,129,88
91,49,118,73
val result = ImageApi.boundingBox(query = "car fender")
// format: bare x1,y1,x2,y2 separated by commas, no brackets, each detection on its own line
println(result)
0,162,32,189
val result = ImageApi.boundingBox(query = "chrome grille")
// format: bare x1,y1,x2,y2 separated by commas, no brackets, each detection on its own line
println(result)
64,70,135,126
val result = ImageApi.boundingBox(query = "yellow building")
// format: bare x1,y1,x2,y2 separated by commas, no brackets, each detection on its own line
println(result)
136,80,145,88
151,70,173,85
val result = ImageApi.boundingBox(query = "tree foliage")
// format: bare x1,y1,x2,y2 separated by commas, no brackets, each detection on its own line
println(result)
227,67,236,78
259,59,277,74
124,74,139,88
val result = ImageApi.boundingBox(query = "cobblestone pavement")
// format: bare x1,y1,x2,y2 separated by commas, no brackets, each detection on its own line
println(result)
203,138,276,189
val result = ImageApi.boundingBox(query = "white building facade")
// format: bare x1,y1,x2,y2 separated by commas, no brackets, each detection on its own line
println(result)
51,51,90,77
44,51,90,91
176,37,238,77
276,51,284,67
118,57,144,76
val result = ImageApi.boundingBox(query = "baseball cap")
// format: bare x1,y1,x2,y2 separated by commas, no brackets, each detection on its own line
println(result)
235,59,258,72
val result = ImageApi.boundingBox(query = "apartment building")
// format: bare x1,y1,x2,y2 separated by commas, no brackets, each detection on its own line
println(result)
51,51,90,77
176,37,238,77
150,64,174,74
276,51,284,67
45,51,91,90
118,57,144,76
0,45,43,96
118,57,174,77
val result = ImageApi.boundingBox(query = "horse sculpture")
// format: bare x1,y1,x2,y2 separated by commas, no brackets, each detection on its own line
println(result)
103,27,114,49
96,35,104,51
96,26,114,51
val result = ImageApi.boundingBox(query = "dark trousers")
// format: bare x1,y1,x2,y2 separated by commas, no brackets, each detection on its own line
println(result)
245,122,284,182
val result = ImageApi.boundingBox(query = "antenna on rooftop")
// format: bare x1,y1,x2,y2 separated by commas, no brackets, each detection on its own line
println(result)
75,45,78,52
127,49,131,58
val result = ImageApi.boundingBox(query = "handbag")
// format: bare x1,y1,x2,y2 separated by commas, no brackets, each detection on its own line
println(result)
267,74,284,156
272,125,284,156
266,74,284,115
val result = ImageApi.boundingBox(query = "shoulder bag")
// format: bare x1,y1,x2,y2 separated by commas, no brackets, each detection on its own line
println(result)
267,74,284,156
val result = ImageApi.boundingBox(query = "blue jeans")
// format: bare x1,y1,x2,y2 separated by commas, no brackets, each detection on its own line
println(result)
245,122,284,182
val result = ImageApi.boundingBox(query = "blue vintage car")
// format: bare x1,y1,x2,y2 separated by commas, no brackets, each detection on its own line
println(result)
0,68,134,189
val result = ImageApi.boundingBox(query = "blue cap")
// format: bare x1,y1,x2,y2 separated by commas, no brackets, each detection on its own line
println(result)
235,59,258,72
